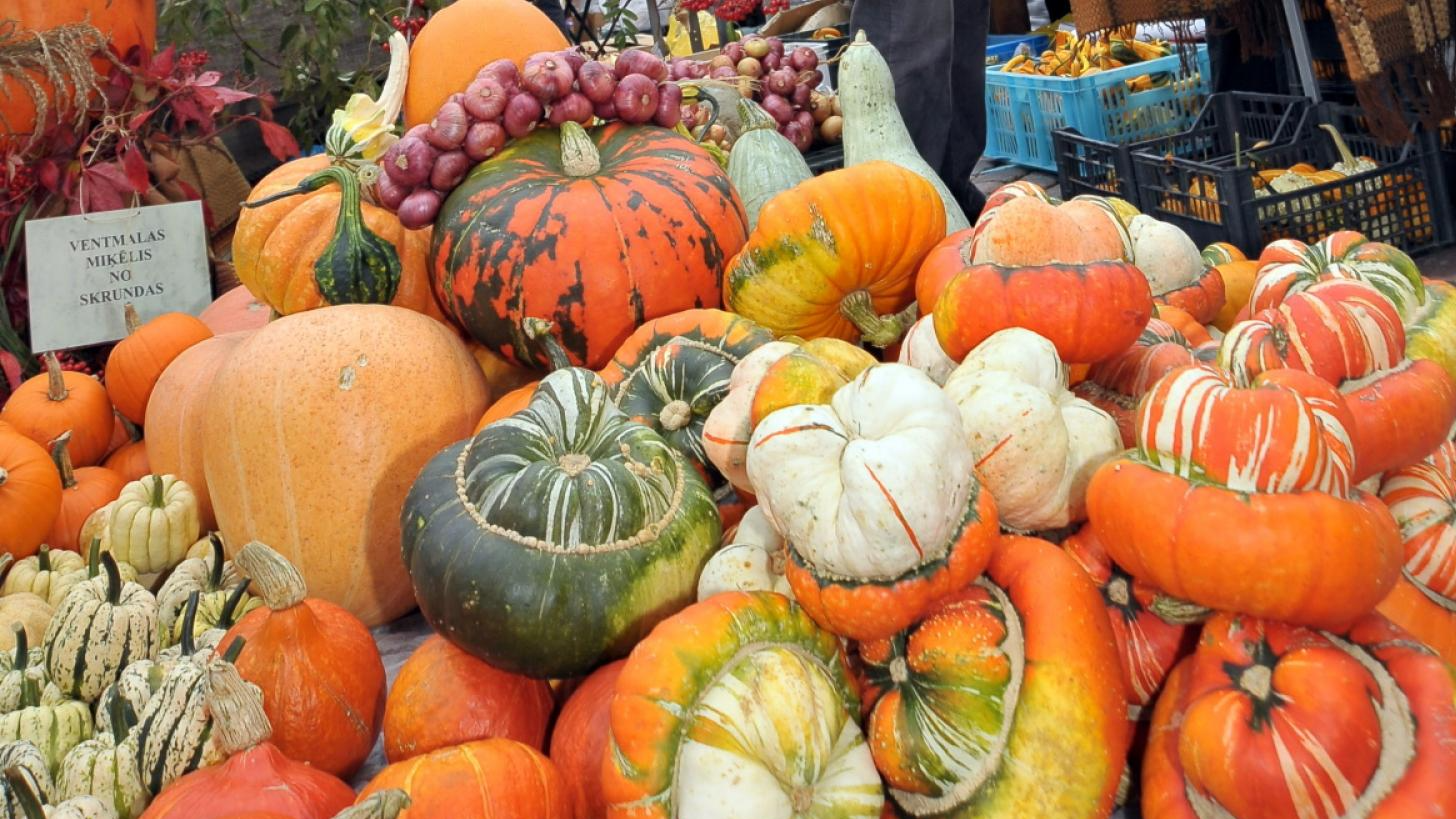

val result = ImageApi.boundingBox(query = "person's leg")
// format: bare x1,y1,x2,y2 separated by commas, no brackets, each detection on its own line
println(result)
943,0,990,220
849,0,956,177
531,0,572,38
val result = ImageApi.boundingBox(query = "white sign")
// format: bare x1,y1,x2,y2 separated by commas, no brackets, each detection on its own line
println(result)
25,201,211,352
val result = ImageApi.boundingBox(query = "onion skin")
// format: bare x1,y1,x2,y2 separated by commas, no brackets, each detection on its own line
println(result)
810,93,833,123
765,68,796,96
373,171,409,210
613,74,659,124
523,55,574,103
504,93,544,138
381,135,435,186
709,54,735,71
426,101,468,150
791,84,812,107
477,59,521,95
743,37,770,59
578,61,618,104
789,47,819,71
462,77,508,121
463,121,507,162
593,98,617,120
794,110,815,134
653,83,683,128
549,92,595,126
398,188,442,229
556,50,586,73
614,49,668,82
737,57,762,78
712,66,739,80
820,114,843,142
782,120,812,151
723,42,746,62
800,69,824,88
760,93,794,125
762,52,782,71
431,150,470,191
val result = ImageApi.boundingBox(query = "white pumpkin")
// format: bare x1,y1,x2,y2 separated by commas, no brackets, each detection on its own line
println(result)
701,341,799,493
746,364,975,580
895,315,957,385
697,507,791,601
1127,214,1204,298
105,476,200,575
942,328,1121,532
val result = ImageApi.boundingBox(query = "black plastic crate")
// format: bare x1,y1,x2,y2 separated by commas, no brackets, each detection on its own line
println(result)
1053,92,1311,203
1129,102,1453,256
1441,119,1455,212
805,143,843,175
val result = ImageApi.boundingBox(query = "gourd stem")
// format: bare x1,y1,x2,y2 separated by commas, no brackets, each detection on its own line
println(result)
18,668,41,709
86,537,101,578
838,290,917,348
10,624,25,671
520,317,574,371
149,475,165,508
108,693,136,744
1319,123,1359,168
737,98,774,133
205,661,273,754
221,635,246,663
35,547,48,574
206,533,226,589
695,92,720,141
101,552,123,606
559,121,601,177
180,591,201,656
1,768,45,819
42,352,68,402
217,579,253,629
337,790,412,819
1149,594,1213,625
48,431,76,490
236,542,307,610
123,303,141,335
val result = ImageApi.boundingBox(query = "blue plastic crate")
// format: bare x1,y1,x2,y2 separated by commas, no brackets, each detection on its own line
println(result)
985,33,1049,68
984,44,1212,171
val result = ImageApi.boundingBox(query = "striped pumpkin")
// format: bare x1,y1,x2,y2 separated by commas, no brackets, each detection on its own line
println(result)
1142,612,1456,818
42,555,159,704
1248,230,1425,322
130,653,239,797
402,366,722,679
153,535,245,641
860,536,1128,818
0,741,52,811
0,627,45,713
1406,278,1456,384
0,668,91,777
56,697,147,819
1074,315,1207,447
431,122,747,371
1376,445,1456,665
603,592,883,819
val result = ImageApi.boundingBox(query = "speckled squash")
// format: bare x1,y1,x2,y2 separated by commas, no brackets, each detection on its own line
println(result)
42,554,159,704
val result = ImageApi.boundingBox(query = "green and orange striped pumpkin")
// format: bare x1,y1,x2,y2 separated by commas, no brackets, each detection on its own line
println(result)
431,122,748,371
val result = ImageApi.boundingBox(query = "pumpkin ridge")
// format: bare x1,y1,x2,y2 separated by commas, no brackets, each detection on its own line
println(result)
1404,570,1456,612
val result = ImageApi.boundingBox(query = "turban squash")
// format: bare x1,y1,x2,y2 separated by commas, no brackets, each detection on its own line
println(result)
431,121,747,371
1125,214,1226,325
1247,231,1425,324
1405,277,1456,384
1074,312,1210,447
1375,443,1456,666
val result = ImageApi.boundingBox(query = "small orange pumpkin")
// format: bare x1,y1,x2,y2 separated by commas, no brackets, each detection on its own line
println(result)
0,428,62,558
0,352,113,466
45,431,125,552
105,304,214,424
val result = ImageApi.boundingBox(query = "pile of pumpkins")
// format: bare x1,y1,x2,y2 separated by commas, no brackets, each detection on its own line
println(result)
4,0,1456,815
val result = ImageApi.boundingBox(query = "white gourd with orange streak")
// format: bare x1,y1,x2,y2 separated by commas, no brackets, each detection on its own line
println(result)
701,341,798,494
896,315,957,385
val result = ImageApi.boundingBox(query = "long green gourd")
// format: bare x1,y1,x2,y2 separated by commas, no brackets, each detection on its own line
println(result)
727,99,814,231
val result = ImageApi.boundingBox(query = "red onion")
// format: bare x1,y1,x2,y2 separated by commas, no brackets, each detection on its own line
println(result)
723,42,746,63
789,47,819,72
477,59,521,95
762,52,782,71
593,98,617,120
791,83,813,107
799,69,824,88
795,110,815,133
549,92,595,126
463,121,506,162
431,150,470,191
760,93,794,125
504,93,544,138
577,61,617,104
765,68,795,96
711,66,739,80
768,37,785,57
555,50,586,73
381,136,434,187
404,123,431,141
615,49,668,82
613,74,659,124
462,77,508,121
426,101,469,150
654,83,683,128
782,120,812,152
523,54,574,103
669,58,692,81
373,171,409,210
398,188,443,230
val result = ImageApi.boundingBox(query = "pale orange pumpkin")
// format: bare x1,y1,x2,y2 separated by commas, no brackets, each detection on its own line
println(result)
105,304,214,425
199,286,273,335
0,428,62,558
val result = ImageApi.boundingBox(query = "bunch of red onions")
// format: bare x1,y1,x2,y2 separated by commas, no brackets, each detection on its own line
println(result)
688,35,834,153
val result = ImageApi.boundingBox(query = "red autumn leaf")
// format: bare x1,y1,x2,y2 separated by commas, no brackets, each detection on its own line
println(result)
192,70,221,87
150,46,177,78
76,162,135,214
256,118,302,161
208,85,254,106
118,143,151,193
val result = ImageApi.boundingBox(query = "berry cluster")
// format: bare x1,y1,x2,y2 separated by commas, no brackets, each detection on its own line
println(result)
680,0,789,22
178,49,210,73
383,12,427,50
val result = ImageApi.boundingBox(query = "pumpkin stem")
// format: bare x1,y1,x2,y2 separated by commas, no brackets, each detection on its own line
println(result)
107,693,137,744
86,536,102,578
216,579,253,630
658,399,693,432
179,591,201,656
559,121,601,177
1,768,45,819
118,413,141,444
337,790,412,819
17,667,42,709
42,352,68,402
10,624,26,671
48,431,76,490
1319,123,1358,169
35,547,49,574
235,541,307,610
838,290,917,348
124,302,142,335
205,532,226,590
1149,594,1213,625
100,551,123,605
205,660,273,754
0,468,6,488
149,474,166,508
220,634,246,663
519,317,575,371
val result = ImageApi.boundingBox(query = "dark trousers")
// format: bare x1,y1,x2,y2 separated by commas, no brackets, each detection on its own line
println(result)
532,0,571,38
850,0,990,219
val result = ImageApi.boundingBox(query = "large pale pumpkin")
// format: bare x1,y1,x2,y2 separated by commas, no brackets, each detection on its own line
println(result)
201,305,488,626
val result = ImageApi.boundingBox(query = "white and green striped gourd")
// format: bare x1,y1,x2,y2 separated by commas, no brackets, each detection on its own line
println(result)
43,555,159,705
57,696,146,819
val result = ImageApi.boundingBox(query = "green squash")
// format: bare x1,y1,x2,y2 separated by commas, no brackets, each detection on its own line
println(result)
0,670,91,777
57,696,146,819
402,363,723,679
43,555,159,705
3,765,111,819
727,99,813,231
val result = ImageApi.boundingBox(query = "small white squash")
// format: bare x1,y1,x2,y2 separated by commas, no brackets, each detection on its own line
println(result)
896,315,957,385
696,507,791,601
104,476,199,575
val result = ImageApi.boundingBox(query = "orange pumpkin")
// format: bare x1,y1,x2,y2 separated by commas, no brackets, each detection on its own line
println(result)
45,431,125,552
233,155,450,323
202,305,488,626
383,635,554,763
1210,259,1260,331
466,341,538,397
1375,444,1456,665
967,183,1130,268
549,660,625,819
105,304,214,425
199,286,273,335
474,384,536,433
402,0,569,128
145,333,247,531
102,439,149,483
359,738,574,819
0,428,62,558
0,352,113,466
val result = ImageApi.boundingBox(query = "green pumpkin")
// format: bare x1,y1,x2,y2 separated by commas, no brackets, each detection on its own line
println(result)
0,741,52,814
0,669,91,777
57,696,147,819
43,555,159,705
402,364,723,679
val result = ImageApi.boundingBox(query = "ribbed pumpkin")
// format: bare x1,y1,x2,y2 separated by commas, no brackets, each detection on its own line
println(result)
895,315,958,385
202,305,488,626
1073,314,1206,447
1375,445,1456,665
1142,612,1456,818
966,182,1131,268
138,662,355,819
0,354,113,468
0,667,92,777
431,121,747,371
722,162,945,347
359,738,573,819
45,435,125,554
1406,277,1456,384
548,659,624,819
56,695,148,819
101,440,148,484
0,430,61,559
383,635,553,764
1248,231,1426,323
103,475,199,575
860,535,1128,818
219,543,385,779
153,534,244,643
233,156,447,322
104,306,213,426
144,333,246,532
402,365,721,678
603,592,884,819
1,548,82,602
198,287,272,335
43,553,160,703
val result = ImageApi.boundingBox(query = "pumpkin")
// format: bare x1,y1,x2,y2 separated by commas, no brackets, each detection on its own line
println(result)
153,534,243,641
402,365,722,678
197,287,271,335
895,315,957,386
382,636,552,764
0,598,52,657
0,626,46,713
838,31,968,233
723,162,945,348
1141,612,1456,818
137,662,355,819
728,99,814,231
0,668,92,776
548,659,624,819
0,354,112,468
1344,358,1456,481
701,341,799,492
1374,446,1456,665
218,543,385,779
1209,259,1260,332
104,306,213,426
0,431,61,559
1,549,82,604
967,184,1130,267
402,0,567,128
696,506,790,601
40,541,138,618
431,121,746,371
603,592,884,818
861,535,1128,817
203,305,487,626
933,261,1153,365
43,553,159,704
465,342,537,398
98,443,146,486
101,476,197,576
56,697,147,819
130,648,247,797
45,436,124,555
0,741,53,814
1073,315,1205,448
359,738,572,819
143,333,246,532
941,328,1122,532
1248,231,1426,323
914,230,973,315
234,158,446,321
1126,215,1226,324
1088,365,1403,629
746,364,999,641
